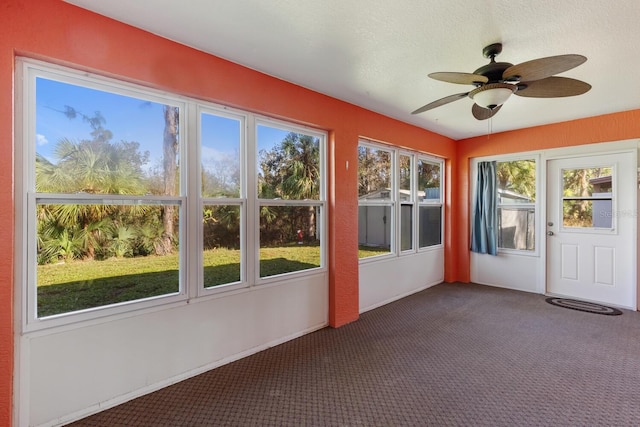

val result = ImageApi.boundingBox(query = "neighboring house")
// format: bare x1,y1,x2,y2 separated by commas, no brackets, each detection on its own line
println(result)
497,188,535,251
358,188,440,248
591,175,613,228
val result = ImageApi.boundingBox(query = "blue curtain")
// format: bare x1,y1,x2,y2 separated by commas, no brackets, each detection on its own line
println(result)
471,161,498,255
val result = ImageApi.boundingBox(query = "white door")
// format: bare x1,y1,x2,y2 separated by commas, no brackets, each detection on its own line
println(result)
546,152,637,309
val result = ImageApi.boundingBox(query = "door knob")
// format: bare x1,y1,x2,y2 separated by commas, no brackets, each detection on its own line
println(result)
547,231,554,236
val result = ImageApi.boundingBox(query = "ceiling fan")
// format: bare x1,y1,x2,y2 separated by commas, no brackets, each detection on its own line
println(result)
412,43,591,120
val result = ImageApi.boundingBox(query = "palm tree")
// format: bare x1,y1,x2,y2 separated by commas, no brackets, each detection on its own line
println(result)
259,132,320,242
36,137,148,261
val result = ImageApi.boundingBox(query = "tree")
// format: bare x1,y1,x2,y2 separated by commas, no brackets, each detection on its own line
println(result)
36,132,150,260
202,153,241,198
36,109,155,262
417,160,441,199
156,105,180,255
497,160,536,200
258,132,320,243
358,146,391,198
562,167,611,226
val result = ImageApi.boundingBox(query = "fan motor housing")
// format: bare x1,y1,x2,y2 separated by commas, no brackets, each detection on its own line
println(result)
474,61,513,83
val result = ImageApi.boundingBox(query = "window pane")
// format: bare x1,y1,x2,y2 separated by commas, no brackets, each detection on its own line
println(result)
563,199,613,228
358,146,392,200
419,206,441,247
401,204,413,251
36,203,180,317
498,207,535,250
35,78,180,196
418,160,441,201
562,167,613,228
201,113,241,198
399,155,412,195
497,160,536,203
562,167,612,197
203,205,241,287
259,205,321,277
257,125,320,200
358,205,392,257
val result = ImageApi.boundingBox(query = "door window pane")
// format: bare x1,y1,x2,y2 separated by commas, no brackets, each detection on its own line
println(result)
563,200,613,228
562,167,612,197
562,167,613,228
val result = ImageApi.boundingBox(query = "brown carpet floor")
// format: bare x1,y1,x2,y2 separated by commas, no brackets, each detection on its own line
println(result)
68,282,640,426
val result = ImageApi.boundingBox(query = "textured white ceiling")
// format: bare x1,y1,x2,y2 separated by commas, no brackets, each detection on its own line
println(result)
65,0,640,140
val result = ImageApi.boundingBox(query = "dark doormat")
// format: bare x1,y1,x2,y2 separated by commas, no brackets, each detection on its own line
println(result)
545,297,623,315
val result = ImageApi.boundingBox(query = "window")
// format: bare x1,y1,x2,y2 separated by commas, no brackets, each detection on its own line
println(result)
200,109,244,288
30,72,185,320
256,123,324,277
358,140,444,260
399,154,413,251
358,144,394,258
496,159,536,251
562,167,613,229
19,59,326,329
417,158,443,248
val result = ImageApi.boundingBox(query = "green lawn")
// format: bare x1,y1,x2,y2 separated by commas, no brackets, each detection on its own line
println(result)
37,245,322,317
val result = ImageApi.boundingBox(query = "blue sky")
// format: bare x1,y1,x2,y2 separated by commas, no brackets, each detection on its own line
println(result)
36,77,172,169
36,77,291,172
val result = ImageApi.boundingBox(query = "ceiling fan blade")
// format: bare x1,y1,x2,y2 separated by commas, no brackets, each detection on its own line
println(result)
503,54,587,82
411,92,469,114
472,103,502,120
429,72,488,85
515,76,591,98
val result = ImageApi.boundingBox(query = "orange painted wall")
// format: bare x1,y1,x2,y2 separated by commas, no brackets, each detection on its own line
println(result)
4,1,639,425
0,1,457,424
455,110,640,282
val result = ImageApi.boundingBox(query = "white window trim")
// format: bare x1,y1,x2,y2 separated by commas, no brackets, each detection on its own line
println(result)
358,140,445,263
471,153,540,257
358,140,396,262
253,117,328,284
17,58,328,332
416,155,444,252
558,162,617,234
19,59,191,332
196,105,248,297
398,151,415,254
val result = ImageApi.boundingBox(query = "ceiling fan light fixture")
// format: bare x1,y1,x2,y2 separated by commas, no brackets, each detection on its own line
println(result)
470,83,517,109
